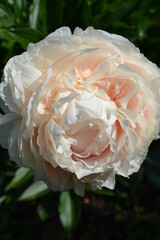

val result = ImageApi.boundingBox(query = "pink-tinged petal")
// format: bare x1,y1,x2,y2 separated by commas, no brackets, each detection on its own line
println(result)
0,26,159,195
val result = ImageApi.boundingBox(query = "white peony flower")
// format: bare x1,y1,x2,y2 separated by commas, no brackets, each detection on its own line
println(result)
0,27,160,196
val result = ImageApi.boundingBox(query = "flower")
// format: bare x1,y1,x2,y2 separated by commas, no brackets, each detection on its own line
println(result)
0,27,160,196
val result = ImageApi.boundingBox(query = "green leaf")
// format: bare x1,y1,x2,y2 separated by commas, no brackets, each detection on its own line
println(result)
0,3,14,27
37,204,49,221
29,0,40,29
5,167,32,192
18,181,50,201
0,195,7,205
29,0,47,34
13,0,27,26
0,194,12,206
12,28,44,42
59,192,81,233
0,29,29,49
0,28,44,49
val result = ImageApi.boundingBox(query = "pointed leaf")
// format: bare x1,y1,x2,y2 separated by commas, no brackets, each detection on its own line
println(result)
29,0,40,29
59,192,81,233
0,195,7,205
18,181,50,201
5,167,32,192
29,0,47,34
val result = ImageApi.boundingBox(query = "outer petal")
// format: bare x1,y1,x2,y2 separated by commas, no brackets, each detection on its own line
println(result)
74,27,160,80
0,113,19,148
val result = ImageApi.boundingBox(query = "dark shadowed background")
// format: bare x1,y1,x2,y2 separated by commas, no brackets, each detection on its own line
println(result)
0,0,160,239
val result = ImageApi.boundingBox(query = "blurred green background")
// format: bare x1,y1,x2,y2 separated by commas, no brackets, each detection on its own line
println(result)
0,0,160,239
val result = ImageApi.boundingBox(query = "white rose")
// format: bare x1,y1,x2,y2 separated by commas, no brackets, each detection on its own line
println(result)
0,27,160,196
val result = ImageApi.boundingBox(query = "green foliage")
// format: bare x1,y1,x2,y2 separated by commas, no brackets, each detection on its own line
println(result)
0,195,7,206
59,192,81,233
37,203,49,221
0,0,160,239
5,167,32,191
18,181,50,201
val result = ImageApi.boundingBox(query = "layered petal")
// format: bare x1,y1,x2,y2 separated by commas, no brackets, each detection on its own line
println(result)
0,27,159,196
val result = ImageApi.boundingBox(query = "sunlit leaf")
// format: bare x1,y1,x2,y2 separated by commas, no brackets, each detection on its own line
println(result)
29,0,40,29
5,167,32,192
18,181,50,201
29,0,47,34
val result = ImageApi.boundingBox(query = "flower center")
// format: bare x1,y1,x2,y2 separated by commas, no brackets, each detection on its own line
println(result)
71,123,99,154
